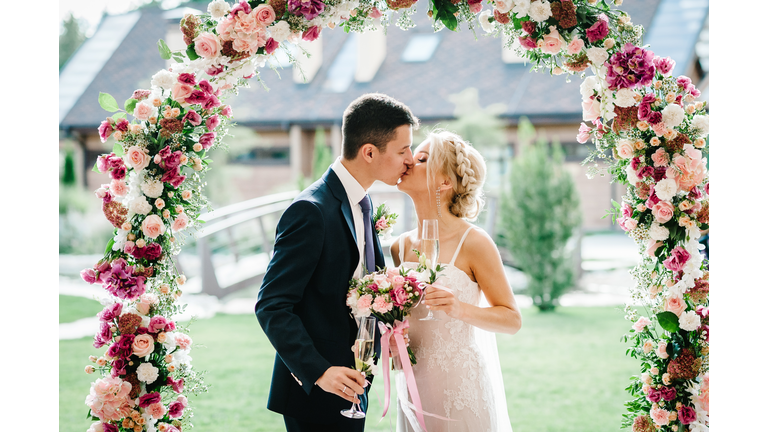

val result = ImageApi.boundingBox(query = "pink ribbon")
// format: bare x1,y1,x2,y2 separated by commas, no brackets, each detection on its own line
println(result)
379,319,427,432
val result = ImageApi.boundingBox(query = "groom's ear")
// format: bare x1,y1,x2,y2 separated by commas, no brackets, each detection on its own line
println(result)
360,143,377,162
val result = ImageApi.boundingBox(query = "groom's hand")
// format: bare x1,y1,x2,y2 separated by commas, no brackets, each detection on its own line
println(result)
315,366,366,403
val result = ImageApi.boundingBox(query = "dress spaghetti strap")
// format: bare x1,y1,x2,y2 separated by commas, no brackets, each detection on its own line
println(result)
449,226,475,266
398,234,405,263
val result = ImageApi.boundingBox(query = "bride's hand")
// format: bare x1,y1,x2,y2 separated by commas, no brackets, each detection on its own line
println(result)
388,327,409,357
424,284,463,319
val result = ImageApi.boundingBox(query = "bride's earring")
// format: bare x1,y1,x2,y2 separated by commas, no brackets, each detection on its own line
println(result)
436,187,441,218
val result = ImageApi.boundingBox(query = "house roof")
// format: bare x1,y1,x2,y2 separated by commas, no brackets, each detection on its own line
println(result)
61,0,690,133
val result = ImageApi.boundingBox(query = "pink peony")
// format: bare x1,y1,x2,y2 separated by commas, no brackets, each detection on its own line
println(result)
141,214,167,239
632,316,651,332
85,376,133,421
194,33,222,59
217,17,236,41
253,4,276,25
577,122,591,143
541,26,563,54
649,407,670,426
567,37,584,55
651,148,669,167
357,294,373,312
663,246,690,272
651,201,674,224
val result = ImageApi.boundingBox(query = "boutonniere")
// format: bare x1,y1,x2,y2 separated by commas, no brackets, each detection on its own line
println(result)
373,203,397,240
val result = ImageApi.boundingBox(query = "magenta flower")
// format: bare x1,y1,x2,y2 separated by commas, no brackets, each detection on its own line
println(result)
606,43,656,90
265,37,279,55
519,36,537,50
167,376,185,393
183,110,203,126
230,0,252,18
98,119,114,143
288,0,325,21
663,246,691,272
178,72,197,85
81,268,98,284
221,105,233,117
198,80,213,94
103,258,146,300
586,14,609,43
647,386,662,403
206,64,224,76
200,132,216,149
98,302,123,322
202,95,221,109
659,386,677,401
149,316,168,333
102,423,119,432
169,401,185,418
186,90,209,104
206,114,220,131
638,166,654,178
144,243,163,261
678,405,697,424
139,392,162,408
131,89,151,101
93,321,112,348
302,25,322,42
654,56,675,75
110,165,127,180
115,118,130,132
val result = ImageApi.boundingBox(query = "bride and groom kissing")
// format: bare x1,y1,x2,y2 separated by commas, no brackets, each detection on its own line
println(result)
255,93,522,432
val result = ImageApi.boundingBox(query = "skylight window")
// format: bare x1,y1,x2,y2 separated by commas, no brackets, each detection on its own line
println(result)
322,33,358,93
401,34,440,63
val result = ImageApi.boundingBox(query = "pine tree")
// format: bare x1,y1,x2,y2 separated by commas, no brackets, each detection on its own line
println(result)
500,118,581,311
59,13,87,69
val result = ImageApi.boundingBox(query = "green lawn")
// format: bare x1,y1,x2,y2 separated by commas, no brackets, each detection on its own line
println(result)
59,294,103,323
60,307,637,432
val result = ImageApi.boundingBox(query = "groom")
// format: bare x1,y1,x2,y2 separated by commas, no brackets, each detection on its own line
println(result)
255,93,419,431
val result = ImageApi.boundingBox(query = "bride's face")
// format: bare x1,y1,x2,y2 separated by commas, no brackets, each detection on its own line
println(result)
397,140,431,195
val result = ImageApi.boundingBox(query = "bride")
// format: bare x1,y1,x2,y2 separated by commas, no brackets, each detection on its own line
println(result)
390,130,522,432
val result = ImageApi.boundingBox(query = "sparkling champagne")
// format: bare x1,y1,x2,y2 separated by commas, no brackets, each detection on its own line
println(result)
355,339,375,369
422,239,440,270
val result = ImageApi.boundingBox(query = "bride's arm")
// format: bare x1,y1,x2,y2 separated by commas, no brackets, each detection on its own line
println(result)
390,234,402,267
424,229,522,335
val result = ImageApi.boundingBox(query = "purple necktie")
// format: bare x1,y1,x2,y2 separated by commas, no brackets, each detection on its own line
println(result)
359,195,375,274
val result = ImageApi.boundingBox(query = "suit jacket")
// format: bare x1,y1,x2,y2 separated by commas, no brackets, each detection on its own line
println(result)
255,167,385,424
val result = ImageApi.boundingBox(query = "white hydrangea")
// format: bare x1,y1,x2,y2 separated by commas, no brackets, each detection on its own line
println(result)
207,0,230,19
586,47,609,67
512,0,531,17
478,10,494,33
678,310,701,332
170,350,193,369
528,0,551,22
649,223,669,241
692,114,709,136
662,103,685,128
580,76,599,100
142,179,164,198
269,20,291,43
625,164,640,185
136,362,159,383
654,178,678,201
495,0,513,14
614,88,636,108
130,196,153,215
151,69,177,90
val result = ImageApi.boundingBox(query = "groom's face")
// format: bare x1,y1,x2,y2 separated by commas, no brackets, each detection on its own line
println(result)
372,124,414,186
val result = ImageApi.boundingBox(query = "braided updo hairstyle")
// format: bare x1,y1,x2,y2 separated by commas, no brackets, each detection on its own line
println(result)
425,130,486,221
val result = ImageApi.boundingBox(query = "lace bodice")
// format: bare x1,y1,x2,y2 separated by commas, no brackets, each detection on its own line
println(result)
395,227,512,432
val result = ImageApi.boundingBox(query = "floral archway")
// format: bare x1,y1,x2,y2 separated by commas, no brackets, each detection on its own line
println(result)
79,1,709,431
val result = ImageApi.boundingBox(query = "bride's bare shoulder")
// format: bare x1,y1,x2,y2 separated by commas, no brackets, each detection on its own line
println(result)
463,226,501,259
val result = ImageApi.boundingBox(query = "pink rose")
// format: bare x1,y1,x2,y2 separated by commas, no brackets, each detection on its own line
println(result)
656,340,669,359
193,32,221,59
253,4,276,26
576,122,591,143
132,334,155,357
616,140,635,159
386,268,400,279
541,27,563,54
110,179,128,197
141,214,167,239
136,301,150,315
651,201,674,224
302,25,321,42
264,37,279,54
664,295,686,317
582,97,601,122
375,218,388,230
134,101,154,121
620,217,637,231
567,37,584,55
235,11,261,34
646,240,662,258
357,294,373,312
171,82,194,104
391,285,408,307
632,316,651,332
392,275,405,290
172,213,190,232
373,274,389,288
663,246,690,272
125,146,150,171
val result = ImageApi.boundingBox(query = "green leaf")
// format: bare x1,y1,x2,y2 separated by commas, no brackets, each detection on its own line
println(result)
104,238,115,255
158,39,172,60
92,160,101,173
111,112,127,120
186,44,200,61
98,92,120,112
656,311,680,333
112,142,125,157
124,98,138,115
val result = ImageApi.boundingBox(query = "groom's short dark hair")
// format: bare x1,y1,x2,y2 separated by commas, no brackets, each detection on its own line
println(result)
342,94,419,160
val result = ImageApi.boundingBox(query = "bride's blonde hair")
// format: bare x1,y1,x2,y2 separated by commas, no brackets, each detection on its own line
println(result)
425,130,486,221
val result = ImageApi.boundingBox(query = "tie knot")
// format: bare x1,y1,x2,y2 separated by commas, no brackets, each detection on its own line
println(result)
359,195,371,213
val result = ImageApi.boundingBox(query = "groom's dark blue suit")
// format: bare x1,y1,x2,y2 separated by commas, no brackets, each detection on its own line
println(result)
255,167,384,429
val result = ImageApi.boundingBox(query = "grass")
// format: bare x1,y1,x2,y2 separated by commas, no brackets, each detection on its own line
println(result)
59,294,103,324
60,307,637,432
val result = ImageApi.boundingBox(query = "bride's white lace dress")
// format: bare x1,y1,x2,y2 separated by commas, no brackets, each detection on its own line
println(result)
395,227,513,432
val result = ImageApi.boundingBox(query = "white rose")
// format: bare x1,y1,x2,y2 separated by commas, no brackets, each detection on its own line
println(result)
136,362,160,383
495,0,513,13
662,103,685,128
649,223,669,241
141,179,164,198
207,0,230,19
614,88,636,108
269,20,291,43
580,76,599,100
528,0,551,22
512,0,531,17
692,114,709,136
654,178,678,201
130,196,153,215
678,310,701,332
151,69,177,90
479,10,494,33
586,47,609,67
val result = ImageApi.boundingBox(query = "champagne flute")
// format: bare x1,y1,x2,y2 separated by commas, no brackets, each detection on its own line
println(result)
420,219,440,321
341,316,376,419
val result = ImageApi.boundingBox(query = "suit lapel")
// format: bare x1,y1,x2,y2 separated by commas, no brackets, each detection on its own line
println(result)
324,168,358,245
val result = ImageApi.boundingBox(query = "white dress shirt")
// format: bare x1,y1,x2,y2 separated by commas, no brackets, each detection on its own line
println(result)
331,157,368,279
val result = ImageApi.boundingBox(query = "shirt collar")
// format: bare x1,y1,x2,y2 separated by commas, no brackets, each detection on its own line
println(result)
331,157,367,205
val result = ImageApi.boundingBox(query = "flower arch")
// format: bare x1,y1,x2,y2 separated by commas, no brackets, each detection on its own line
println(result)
80,1,709,431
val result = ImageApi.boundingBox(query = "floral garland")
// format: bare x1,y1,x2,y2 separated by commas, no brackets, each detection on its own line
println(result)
80,1,709,431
